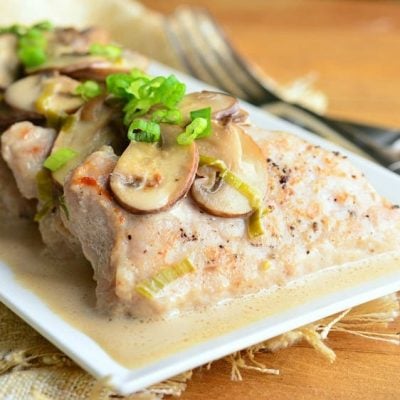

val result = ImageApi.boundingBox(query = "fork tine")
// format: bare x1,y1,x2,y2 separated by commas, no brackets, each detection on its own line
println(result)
167,7,248,97
166,7,258,100
172,7,279,104
166,11,220,88
177,9,252,98
192,8,276,103
167,7,399,172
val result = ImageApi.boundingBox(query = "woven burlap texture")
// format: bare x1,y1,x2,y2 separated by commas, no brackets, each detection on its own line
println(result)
1,294,399,399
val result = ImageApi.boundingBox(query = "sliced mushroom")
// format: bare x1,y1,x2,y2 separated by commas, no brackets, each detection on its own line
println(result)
51,97,115,186
4,74,83,117
50,27,110,55
191,122,267,217
0,34,19,89
68,50,148,81
195,120,243,171
4,75,45,114
27,50,148,82
179,91,247,124
26,54,110,75
110,125,199,214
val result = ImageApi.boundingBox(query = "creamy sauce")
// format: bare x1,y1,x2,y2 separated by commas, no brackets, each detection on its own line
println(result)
1,217,400,369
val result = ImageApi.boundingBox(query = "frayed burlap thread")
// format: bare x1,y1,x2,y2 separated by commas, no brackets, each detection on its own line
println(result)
223,294,399,380
1,294,399,399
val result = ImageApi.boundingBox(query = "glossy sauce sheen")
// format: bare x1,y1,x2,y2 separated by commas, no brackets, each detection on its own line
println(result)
1,218,399,369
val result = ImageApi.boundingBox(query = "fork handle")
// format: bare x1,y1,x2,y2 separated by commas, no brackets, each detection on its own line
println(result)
262,101,400,174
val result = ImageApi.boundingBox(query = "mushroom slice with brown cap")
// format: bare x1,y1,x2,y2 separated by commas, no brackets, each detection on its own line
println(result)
50,97,115,186
27,54,111,76
179,91,248,124
68,50,148,81
26,50,148,82
110,125,199,214
50,27,110,55
191,123,268,218
4,74,84,118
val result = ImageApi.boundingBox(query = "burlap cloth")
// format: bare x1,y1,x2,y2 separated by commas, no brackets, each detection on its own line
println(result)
0,1,399,398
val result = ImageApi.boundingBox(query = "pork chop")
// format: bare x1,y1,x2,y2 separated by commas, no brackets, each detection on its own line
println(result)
1,121,82,258
0,149,35,218
1,121,56,199
63,127,400,318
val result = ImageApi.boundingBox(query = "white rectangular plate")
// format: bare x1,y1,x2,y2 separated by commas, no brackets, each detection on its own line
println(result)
1,62,400,395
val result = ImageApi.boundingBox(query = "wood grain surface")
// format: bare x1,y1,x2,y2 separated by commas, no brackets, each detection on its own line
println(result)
142,1,400,399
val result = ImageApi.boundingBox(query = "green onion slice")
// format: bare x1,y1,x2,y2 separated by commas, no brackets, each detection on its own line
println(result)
177,117,208,145
105,71,189,141
190,107,211,138
75,80,102,100
123,98,152,125
0,20,52,36
136,258,196,299
89,43,122,61
43,148,77,172
151,108,182,124
106,73,136,98
127,119,161,143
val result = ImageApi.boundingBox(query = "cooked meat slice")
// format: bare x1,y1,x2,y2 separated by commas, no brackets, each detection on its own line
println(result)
0,151,35,218
64,146,124,312
0,121,85,257
64,133,400,318
0,34,19,89
1,122,56,199
39,208,85,260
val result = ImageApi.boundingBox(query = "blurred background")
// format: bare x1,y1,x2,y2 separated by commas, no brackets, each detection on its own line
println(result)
143,0,400,128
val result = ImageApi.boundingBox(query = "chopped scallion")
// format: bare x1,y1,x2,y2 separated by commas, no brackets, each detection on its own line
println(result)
151,108,182,124
123,98,152,125
89,43,122,61
176,117,208,145
104,71,193,141
43,148,77,172
106,73,136,98
75,80,102,100
0,21,53,68
190,107,211,138
127,119,161,143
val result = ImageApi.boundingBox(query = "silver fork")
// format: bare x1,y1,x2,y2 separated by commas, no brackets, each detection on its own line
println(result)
165,6,400,174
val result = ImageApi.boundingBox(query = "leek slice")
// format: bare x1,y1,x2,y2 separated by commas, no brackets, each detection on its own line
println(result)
136,258,196,300
248,207,271,238
35,81,62,126
199,155,267,238
199,155,262,209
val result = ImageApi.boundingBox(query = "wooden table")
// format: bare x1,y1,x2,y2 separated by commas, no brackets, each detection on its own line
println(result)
142,1,400,399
